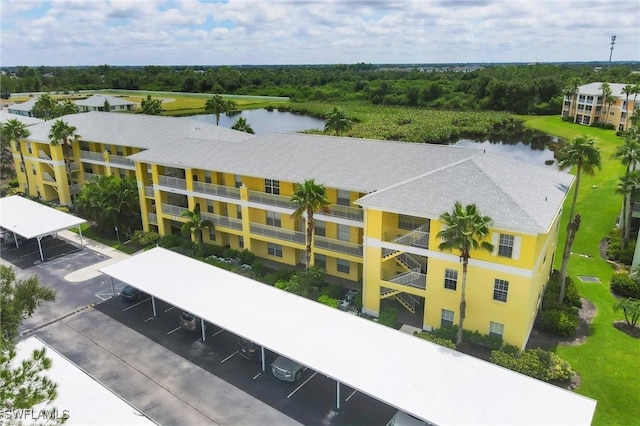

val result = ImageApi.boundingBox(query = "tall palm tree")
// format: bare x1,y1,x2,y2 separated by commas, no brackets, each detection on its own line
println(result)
632,84,640,120
599,82,612,125
324,107,353,136
181,204,214,256
32,94,57,120
204,95,236,125
556,135,602,302
565,77,581,122
2,119,32,196
54,99,79,117
231,117,254,134
437,202,493,346
616,171,640,247
290,179,330,269
622,84,634,130
48,119,79,202
612,132,640,177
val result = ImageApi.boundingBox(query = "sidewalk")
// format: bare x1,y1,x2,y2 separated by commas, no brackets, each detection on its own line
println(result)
57,229,132,282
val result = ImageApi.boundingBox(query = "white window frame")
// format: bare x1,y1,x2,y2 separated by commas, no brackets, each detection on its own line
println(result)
492,233,520,260
268,242,283,257
441,309,454,328
337,259,350,273
493,279,509,302
444,269,458,290
238,236,244,248
264,178,279,195
337,224,350,242
315,253,326,268
266,211,281,227
337,189,350,206
489,321,504,338
315,220,326,237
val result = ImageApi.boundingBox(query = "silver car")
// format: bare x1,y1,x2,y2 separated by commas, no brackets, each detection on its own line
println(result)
271,355,306,382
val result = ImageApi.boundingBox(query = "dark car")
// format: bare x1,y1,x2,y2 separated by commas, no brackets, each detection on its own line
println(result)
238,339,260,360
179,311,197,332
120,285,143,302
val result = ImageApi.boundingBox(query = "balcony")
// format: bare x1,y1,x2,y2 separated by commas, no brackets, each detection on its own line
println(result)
193,181,240,200
314,236,363,257
38,150,52,161
158,175,187,190
42,172,56,183
383,223,430,255
321,204,363,222
248,190,292,208
148,213,158,224
144,186,155,197
79,150,106,162
69,161,80,172
387,270,427,290
250,223,305,244
161,203,188,217
201,212,243,231
110,154,135,167
83,172,99,182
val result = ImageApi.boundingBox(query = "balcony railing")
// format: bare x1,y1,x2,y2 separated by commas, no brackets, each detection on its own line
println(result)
383,223,430,255
314,236,363,257
193,181,240,199
69,161,80,172
250,223,305,244
38,150,52,161
321,204,364,221
144,186,155,197
110,154,135,167
388,270,427,290
158,175,187,190
148,213,158,224
161,203,188,217
79,150,106,162
202,212,243,230
42,172,56,183
248,190,292,208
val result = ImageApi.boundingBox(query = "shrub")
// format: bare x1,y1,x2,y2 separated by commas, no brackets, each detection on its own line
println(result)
318,284,343,300
415,332,456,349
536,308,578,337
238,249,255,265
378,307,398,328
613,298,640,326
462,329,503,350
8,178,19,188
317,295,339,308
501,344,521,355
430,326,457,343
490,348,574,382
544,270,581,309
168,246,193,256
158,234,191,249
610,271,640,299
130,230,160,247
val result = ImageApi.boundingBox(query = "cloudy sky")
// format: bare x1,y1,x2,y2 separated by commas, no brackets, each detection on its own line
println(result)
1,0,639,66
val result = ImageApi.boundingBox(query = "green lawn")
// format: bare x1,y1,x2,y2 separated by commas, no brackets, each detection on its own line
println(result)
71,223,138,255
517,115,640,426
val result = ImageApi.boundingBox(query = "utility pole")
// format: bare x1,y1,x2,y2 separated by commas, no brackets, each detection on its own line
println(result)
609,35,616,66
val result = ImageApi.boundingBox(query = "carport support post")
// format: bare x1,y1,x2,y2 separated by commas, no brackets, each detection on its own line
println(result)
110,277,116,297
152,296,157,317
336,380,341,411
36,236,44,261
261,347,266,372
201,319,206,342
78,225,84,248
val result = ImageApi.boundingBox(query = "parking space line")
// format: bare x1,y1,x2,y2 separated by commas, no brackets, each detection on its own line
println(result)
252,373,261,380
287,371,317,399
345,389,358,401
210,329,224,337
221,351,238,363
122,297,151,312
164,306,175,313
144,317,154,323
166,326,181,335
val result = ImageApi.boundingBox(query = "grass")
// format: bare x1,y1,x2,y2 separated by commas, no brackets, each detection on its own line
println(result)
71,223,138,255
517,115,640,426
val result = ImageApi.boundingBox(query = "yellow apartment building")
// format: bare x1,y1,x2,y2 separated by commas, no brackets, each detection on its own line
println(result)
562,82,639,131
6,111,573,348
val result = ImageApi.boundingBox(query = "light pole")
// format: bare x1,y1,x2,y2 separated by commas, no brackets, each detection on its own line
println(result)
114,225,120,245
609,35,616,66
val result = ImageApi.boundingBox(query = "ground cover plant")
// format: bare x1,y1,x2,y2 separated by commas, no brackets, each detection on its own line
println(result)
518,115,639,426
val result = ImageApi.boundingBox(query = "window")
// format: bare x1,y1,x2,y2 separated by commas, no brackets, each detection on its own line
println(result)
498,234,514,258
266,211,281,227
207,200,214,214
209,229,216,241
264,178,279,194
117,149,123,156
315,220,326,237
205,171,212,184
444,269,458,290
192,174,198,182
236,205,242,220
315,253,326,268
235,175,242,188
238,236,244,248
398,215,424,230
268,243,283,257
83,166,93,173
441,309,454,328
19,163,24,172
337,190,350,206
489,321,504,338
493,279,509,302
27,143,33,154
31,165,37,175
337,224,350,241
337,259,350,273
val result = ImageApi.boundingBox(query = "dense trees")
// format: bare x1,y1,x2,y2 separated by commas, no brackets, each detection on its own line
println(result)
48,119,79,201
140,95,163,115
3,63,639,115
2,119,31,195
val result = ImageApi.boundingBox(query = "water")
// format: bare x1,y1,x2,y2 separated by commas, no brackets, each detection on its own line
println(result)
190,109,325,135
192,109,559,167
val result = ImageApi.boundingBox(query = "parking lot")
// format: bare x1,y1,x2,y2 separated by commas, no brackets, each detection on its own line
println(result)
95,287,397,426
0,233,81,269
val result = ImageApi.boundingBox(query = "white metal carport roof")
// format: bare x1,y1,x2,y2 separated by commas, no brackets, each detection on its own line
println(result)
100,248,597,426
0,195,86,260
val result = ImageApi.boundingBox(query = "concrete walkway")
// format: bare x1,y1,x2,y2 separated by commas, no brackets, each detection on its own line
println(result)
57,229,132,282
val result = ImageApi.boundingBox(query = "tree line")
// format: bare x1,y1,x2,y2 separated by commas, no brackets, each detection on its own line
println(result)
2,63,639,115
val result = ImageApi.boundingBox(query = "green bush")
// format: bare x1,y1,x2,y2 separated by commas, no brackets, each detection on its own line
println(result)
130,230,160,247
8,178,19,188
238,249,255,265
462,329,503,350
318,284,343,300
415,332,456,350
544,270,582,309
169,246,193,256
490,348,574,382
158,234,192,249
610,271,640,299
430,326,457,343
378,307,398,328
222,247,239,258
536,308,578,337
317,294,339,308
502,344,521,355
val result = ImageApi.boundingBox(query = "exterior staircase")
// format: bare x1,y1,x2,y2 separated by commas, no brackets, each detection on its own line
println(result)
380,288,419,314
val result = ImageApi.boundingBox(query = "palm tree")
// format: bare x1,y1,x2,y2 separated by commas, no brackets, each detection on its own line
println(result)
632,84,640,120
140,95,163,115
616,171,640,247
599,83,612,125
54,99,79,117
48,119,79,202
564,77,581,122
290,179,330,269
556,135,602,302
33,94,57,120
324,107,353,136
612,132,640,176
623,84,634,130
437,202,493,346
231,117,255,134
2,119,32,196
204,95,236,125
181,204,214,256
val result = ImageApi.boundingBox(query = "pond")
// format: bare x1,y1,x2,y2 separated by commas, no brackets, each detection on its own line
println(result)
192,109,560,167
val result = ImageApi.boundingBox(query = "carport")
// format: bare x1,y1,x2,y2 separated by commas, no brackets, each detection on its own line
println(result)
0,195,86,261
100,247,597,425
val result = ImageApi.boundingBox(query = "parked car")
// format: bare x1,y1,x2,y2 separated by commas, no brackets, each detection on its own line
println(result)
179,311,205,332
386,410,430,426
271,355,306,382
120,285,144,302
238,338,260,360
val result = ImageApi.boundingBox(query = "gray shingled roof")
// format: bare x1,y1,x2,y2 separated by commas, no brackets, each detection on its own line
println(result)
25,111,254,147
357,153,574,233
75,94,134,107
128,132,481,194
578,82,633,98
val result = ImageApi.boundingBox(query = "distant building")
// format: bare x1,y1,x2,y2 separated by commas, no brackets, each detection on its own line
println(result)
562,82,639,131
75,94,135,112
7,97,39,117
